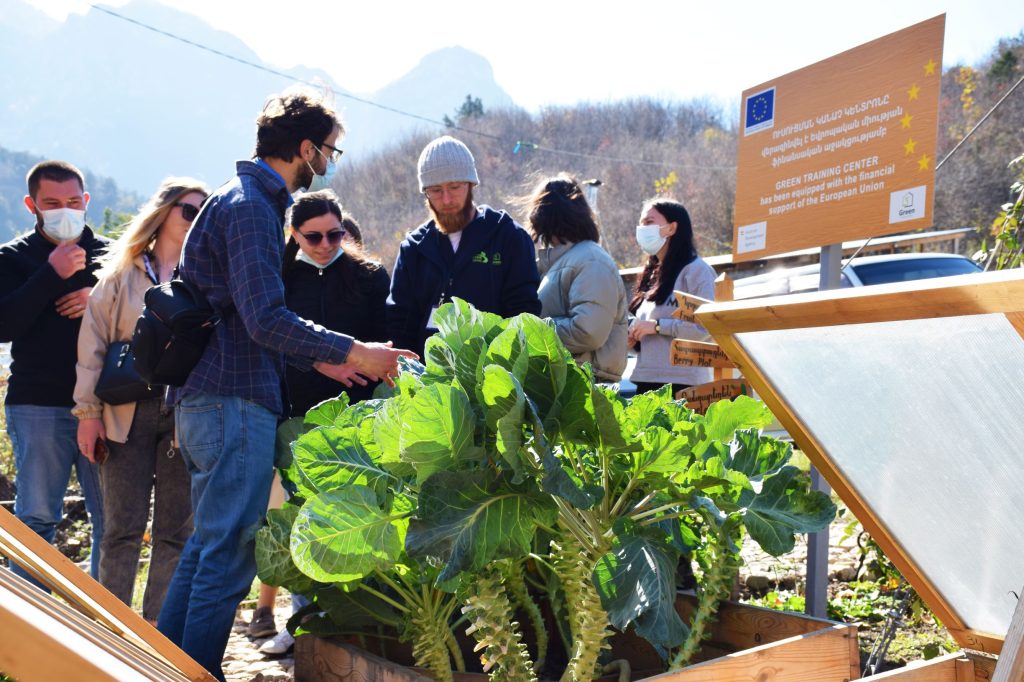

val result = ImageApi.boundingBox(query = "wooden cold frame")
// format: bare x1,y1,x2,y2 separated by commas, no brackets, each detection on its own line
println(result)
0,505,216,681
696,267,1024,654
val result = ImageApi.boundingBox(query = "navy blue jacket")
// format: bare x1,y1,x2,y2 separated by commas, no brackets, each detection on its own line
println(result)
386,205,541,356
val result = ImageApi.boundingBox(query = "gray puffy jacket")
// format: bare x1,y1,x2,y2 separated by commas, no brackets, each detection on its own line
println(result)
536,240,629,381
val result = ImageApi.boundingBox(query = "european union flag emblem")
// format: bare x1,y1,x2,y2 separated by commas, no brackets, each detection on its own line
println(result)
744,87,776,136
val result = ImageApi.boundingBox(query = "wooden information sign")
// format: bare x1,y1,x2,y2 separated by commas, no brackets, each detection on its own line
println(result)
671,339,737,369
671,291,712,324
732,15,944,261
677,379,748,414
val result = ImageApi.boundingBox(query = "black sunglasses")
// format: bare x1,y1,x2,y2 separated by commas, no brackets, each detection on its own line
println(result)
175,202,200,222
299,229,346,246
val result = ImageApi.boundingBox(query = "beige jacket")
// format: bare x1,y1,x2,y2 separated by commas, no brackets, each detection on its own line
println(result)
72,256,155,443
537,240,629,382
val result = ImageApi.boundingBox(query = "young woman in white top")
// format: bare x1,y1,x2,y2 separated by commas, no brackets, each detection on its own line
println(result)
627,198,716,396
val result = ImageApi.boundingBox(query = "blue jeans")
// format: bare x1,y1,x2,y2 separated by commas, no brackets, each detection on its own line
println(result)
157,394,276,682
6,404,104,583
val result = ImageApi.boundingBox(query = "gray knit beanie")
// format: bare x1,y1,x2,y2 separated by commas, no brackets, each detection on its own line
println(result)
417,136,480,191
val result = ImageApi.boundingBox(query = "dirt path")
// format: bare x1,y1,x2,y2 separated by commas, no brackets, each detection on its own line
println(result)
225,599,295,682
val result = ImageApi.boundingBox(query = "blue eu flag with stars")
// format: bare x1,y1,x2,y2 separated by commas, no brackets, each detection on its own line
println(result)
744,87,775,135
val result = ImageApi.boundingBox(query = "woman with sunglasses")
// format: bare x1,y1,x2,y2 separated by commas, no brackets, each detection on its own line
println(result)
247,189,390,654
282,189,390,411
72,177,208,623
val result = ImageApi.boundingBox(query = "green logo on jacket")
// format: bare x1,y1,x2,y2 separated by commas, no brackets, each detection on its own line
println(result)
471,251,502,265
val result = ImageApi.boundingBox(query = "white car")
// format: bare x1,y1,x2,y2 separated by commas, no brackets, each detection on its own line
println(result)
731,252,982,300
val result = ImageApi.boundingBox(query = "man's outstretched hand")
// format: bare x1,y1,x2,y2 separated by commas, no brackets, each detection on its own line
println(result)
313,361,374,388
346,341,418,388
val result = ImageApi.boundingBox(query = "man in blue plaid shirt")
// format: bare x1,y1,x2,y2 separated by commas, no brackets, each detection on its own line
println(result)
156,88,415,680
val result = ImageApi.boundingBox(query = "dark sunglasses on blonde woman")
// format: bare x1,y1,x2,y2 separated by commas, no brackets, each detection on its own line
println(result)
175,202,200,222
299,229,346,246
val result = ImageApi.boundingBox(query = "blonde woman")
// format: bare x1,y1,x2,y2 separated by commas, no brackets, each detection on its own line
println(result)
72,177,208,623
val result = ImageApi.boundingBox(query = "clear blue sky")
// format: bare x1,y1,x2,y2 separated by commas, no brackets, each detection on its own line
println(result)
30,1,1024,112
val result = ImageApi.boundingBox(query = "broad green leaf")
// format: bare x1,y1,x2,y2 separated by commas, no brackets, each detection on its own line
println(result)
275,417,314,498
292,425,397,495
481,365,527,474
454,335,489,414
312,584,403,631
591,384,631,451
695,396,773,455
424,334,456,378
739,465,837,555
399,383,476,482
622,386,674,435
484,326,529,384
508,314,570,422
371,397,416,477
555,362,597,445
255,504,320,595
405,470,556,582
593,534,686,650
728,429,791,479
435,298,504,354
303,394,351,427
635,426,694,477
291,486,407,583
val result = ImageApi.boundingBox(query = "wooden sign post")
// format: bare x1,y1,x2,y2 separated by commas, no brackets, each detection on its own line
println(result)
672,291,711,324
732,15,945,261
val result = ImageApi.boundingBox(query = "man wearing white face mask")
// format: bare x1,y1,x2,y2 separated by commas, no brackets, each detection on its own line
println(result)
0,160,108,586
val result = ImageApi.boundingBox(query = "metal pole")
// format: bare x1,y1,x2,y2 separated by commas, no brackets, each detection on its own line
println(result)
805,243,841,619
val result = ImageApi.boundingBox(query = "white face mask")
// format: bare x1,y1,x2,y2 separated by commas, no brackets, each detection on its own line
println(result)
307,159,337,192
636,224,667,255
296,245,344,269
40,207,87,242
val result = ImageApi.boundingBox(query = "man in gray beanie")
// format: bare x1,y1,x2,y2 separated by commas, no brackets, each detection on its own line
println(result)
386,135,541,355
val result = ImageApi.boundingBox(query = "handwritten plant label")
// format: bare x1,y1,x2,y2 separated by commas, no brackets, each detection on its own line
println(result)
672,291,712,323
671,339,737,368
677,379,748,414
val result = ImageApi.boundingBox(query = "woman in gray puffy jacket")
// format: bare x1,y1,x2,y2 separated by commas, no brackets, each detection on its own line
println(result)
524,174,628,381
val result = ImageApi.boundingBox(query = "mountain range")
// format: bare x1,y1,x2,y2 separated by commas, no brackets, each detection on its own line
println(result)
0,0,515,195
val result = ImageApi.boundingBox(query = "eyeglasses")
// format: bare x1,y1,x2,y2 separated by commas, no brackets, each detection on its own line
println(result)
424,182,470,200
316,141,344,163
175,202,201,222
299,229,345,246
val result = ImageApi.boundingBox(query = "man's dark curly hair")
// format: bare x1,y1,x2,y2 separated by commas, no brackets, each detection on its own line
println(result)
254,88,343,162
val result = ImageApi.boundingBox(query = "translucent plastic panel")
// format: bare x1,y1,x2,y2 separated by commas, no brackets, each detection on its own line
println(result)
737,313,1024,636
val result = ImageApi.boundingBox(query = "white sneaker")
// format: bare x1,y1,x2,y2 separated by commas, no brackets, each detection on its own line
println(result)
259,628,294,656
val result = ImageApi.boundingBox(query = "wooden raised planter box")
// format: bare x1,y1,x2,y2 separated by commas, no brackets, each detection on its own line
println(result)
294,594,861,682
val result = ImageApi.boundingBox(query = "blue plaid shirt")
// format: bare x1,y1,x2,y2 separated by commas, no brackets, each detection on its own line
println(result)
173,160,353,415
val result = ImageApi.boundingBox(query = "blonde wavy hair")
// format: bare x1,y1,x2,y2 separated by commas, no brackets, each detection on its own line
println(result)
97,176,209,280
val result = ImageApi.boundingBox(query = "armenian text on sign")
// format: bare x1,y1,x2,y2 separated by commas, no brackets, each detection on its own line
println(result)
733,15,944,261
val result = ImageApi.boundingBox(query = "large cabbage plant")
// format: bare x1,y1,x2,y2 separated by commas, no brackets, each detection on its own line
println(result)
256,300,836,681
